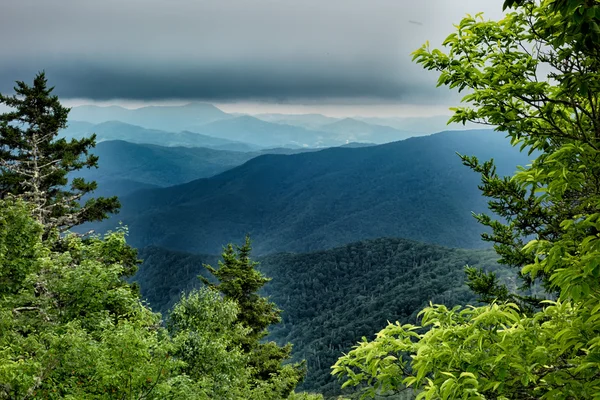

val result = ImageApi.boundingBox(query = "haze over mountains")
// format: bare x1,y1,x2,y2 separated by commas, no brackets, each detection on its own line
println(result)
65,102,472,150
68,102,231,132
61,120,260,151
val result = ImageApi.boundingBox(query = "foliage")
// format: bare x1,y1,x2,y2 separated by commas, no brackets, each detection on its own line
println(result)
332,1,600,399
133,238,513,396
0,200,315,399
0,72,119,233
201,236,306,398
0,199,175,399
167,287,251,399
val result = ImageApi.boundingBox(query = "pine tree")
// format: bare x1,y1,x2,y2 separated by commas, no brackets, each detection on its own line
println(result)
202,236,305,398
0,72,120,232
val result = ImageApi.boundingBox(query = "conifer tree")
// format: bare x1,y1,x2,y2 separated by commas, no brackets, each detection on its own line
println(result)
202,236,306,398
0,72,120,233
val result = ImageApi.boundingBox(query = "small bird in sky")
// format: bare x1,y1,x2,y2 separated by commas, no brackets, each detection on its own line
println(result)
409,20,424,26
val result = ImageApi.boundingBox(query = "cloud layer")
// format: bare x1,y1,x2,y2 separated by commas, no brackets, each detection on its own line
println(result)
0,0,504,103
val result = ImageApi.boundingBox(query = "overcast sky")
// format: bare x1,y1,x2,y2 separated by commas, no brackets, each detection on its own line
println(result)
0,0,505,115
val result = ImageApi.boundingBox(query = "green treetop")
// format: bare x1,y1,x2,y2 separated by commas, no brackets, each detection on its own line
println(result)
333,1,600,398
0,72,120,233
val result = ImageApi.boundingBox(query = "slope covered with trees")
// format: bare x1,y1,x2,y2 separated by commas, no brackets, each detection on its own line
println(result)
71,141,327,198
91,129,529,255
133,238,515,395
75,140,259,193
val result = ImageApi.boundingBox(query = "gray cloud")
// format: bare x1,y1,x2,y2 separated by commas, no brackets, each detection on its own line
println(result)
0,0,505,104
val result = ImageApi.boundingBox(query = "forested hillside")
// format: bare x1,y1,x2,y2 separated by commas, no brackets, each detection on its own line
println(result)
134,238,513,395
71,140,330,198
90,129,529,255
74,140,259,195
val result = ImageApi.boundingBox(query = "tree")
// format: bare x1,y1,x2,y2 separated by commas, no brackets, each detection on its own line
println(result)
1,200,318,399
0,72,119,233
332,1,600,398
0,200,176,399
167,287,252,399
201,236,306,399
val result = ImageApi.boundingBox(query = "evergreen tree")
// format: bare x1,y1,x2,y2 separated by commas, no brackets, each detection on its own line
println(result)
0,72,120,232
202,236,306,398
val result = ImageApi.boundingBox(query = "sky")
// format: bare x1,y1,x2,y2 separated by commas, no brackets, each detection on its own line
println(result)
0,0,506,116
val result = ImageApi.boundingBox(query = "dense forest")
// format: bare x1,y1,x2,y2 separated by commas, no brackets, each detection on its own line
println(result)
135,239,512,394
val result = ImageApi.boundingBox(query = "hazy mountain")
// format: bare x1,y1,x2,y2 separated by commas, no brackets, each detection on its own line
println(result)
189,115,343,148
254,113,340,130
355,115,481,135
319,118,414,143
257,147,322,155
68,102,232,131
88,179,160,198
88,130,529,255
134,238,511,394
77,141,326,198
77,140,261,188
339,142,376,148
60,120,261,151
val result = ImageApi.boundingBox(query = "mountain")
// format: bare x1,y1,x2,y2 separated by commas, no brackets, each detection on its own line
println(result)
76,141,326,199
75,140,261,193
355,115,480,135
339,142,376,148
87,179,160,198
88,129,530,255
189,115,343,148
60,120,261,151
319,118,414,143
134,238,512,395
68,102,232,131
254,113,340,130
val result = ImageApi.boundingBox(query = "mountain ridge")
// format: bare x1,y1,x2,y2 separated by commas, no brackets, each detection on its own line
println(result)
88,129,530,255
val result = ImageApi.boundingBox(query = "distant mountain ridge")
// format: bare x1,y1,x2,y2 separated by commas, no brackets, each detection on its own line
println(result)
75,140,260,189
61,120,260,151
190,115,350,148
88,129,531,255
69,102,231,132
73,140,337,198
320,117,415,143
68,103,449,147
